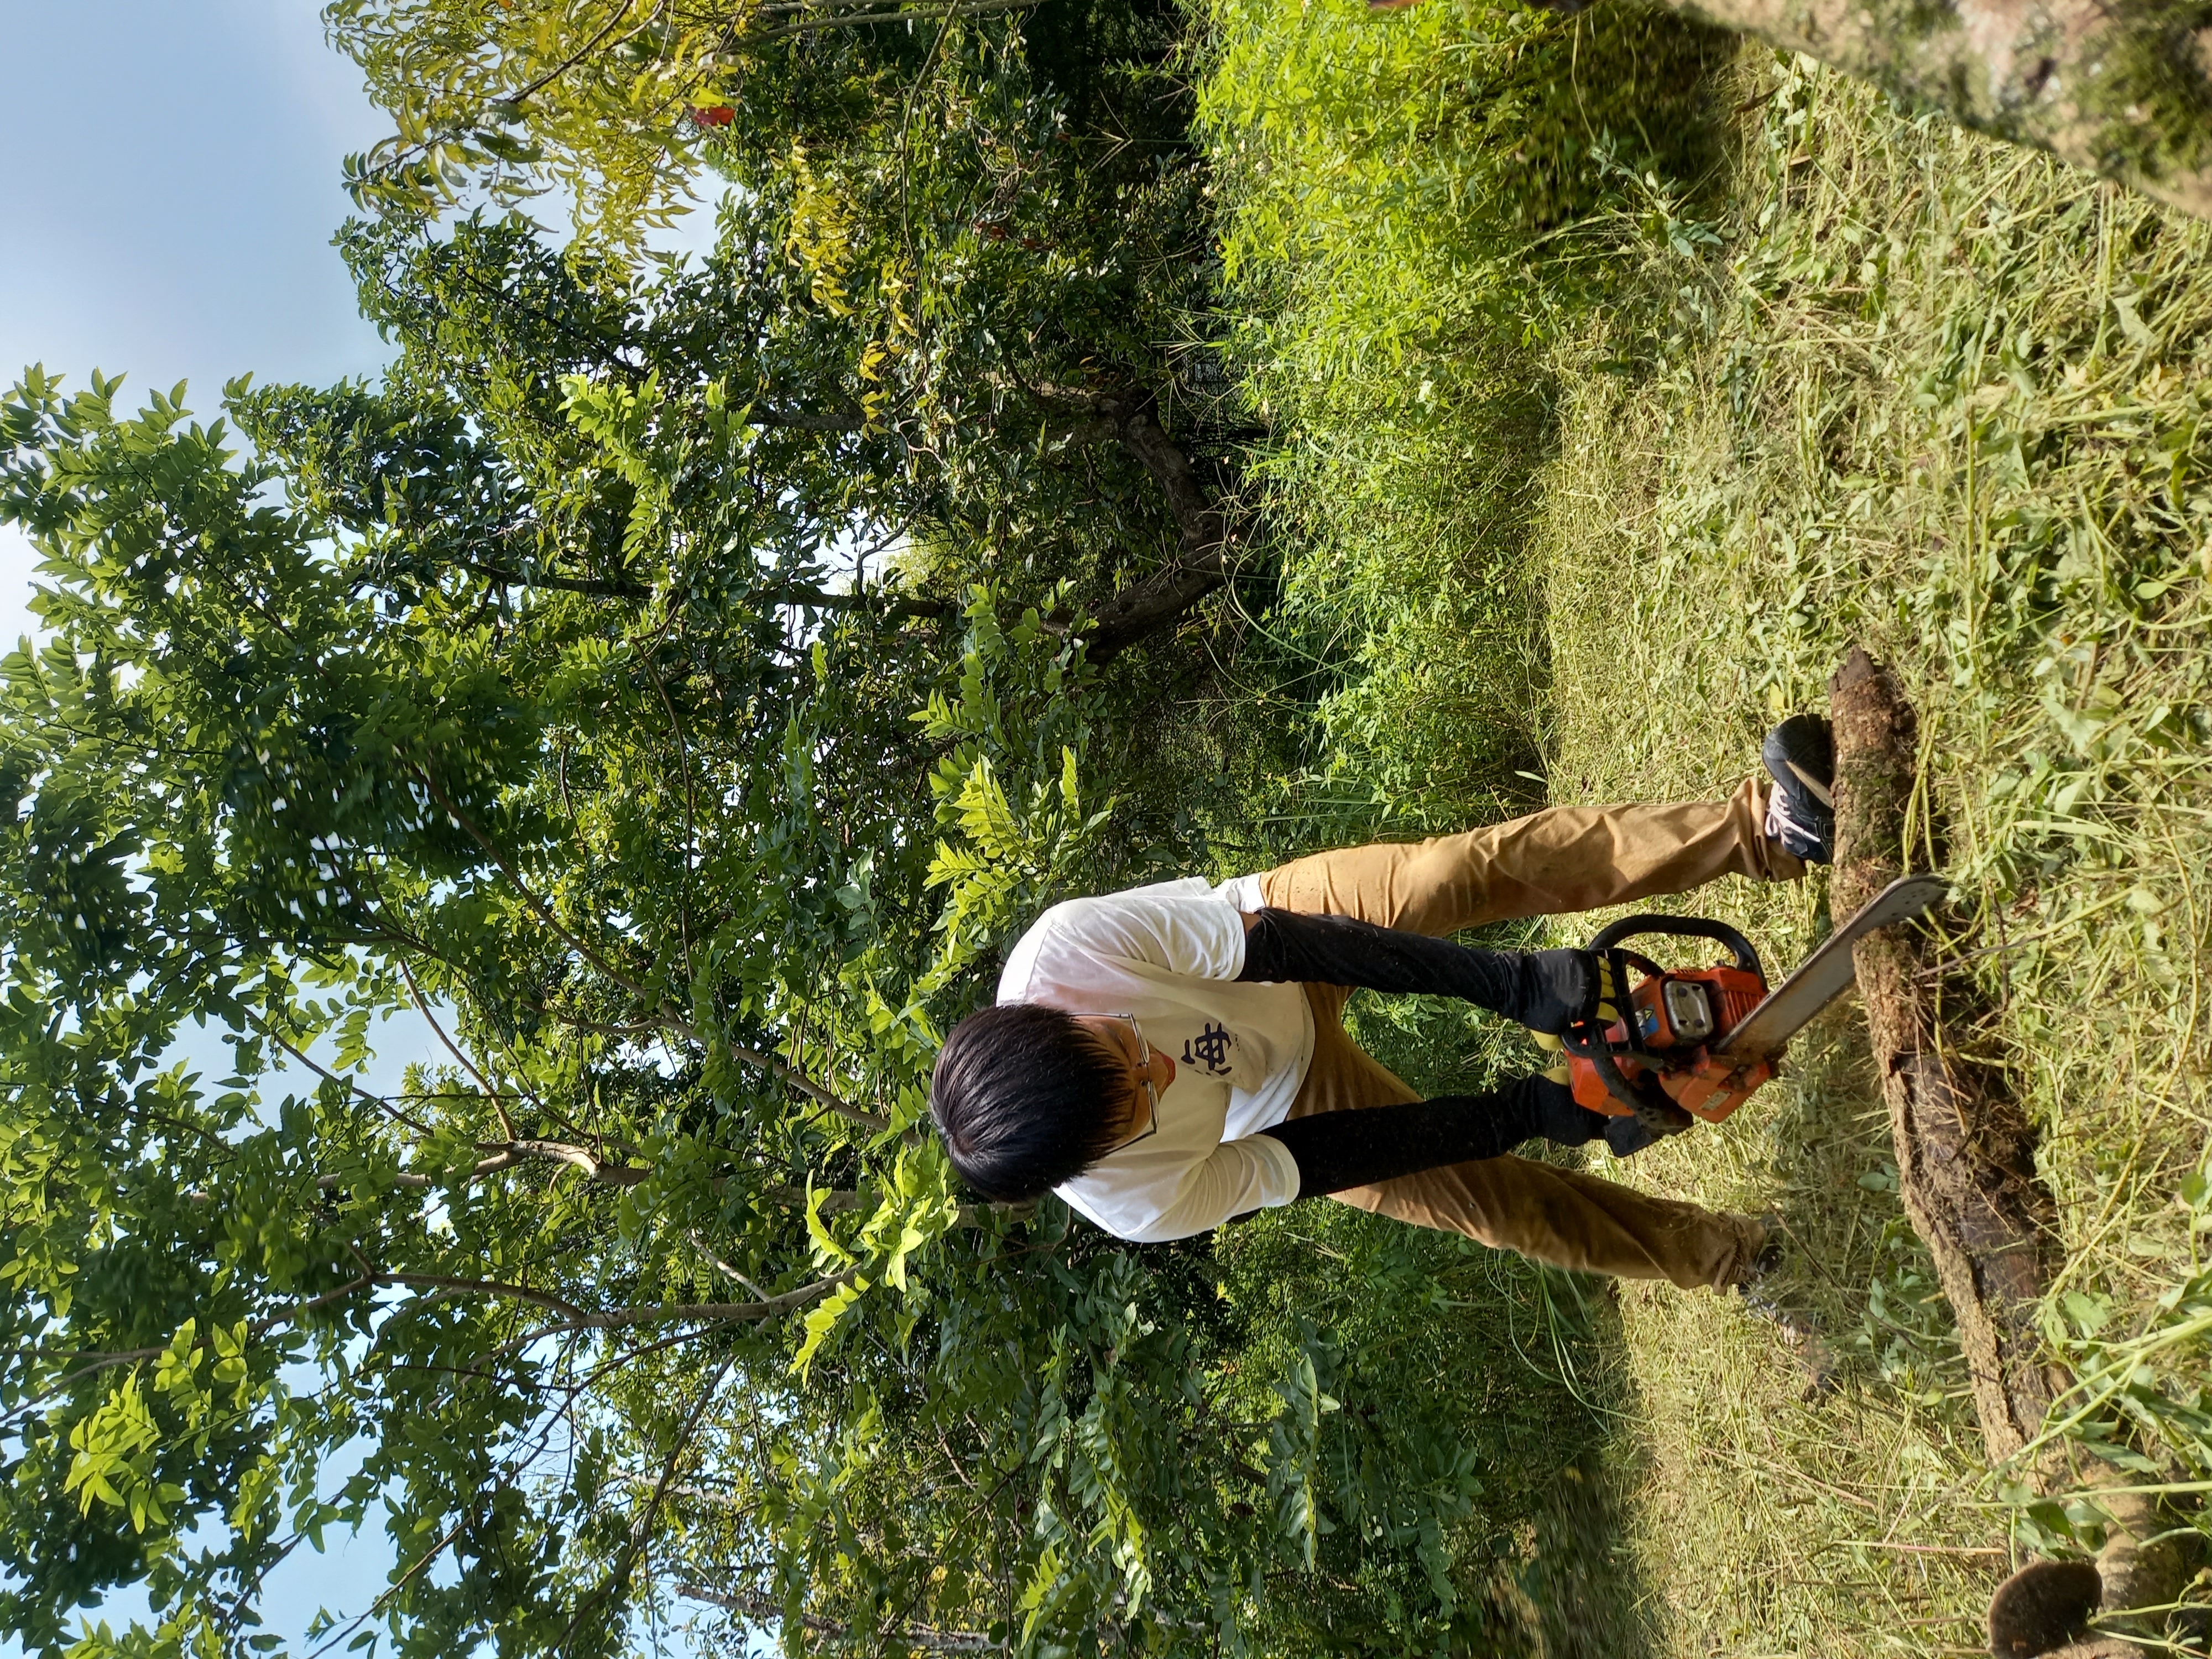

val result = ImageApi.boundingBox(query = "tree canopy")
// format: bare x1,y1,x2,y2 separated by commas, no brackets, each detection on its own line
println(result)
0,327,1202,1658
0,108,1390,1659
0,4,1594,1654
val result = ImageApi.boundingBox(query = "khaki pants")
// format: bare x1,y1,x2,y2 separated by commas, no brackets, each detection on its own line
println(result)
1258,776,1798,1290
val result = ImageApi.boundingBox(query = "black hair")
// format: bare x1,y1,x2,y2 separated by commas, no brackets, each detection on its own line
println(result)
929,1003,1128,1202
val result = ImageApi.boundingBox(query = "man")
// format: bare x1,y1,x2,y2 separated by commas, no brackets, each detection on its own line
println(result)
928,718,1836,1293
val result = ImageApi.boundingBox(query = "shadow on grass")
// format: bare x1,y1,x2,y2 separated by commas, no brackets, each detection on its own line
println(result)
1490,1272,1668,1659
1197,980,1670,1656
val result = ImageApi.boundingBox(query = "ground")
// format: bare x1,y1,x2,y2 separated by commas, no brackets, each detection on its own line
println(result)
1197,8,2212,1653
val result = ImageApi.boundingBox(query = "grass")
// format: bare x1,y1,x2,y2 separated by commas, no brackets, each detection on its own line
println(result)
1194,3,2212,1653
1192,0,1731,851
1539,51,2212,1655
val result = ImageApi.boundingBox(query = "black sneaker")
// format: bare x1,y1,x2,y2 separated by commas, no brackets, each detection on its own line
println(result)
1762,714,1835,864
1738,1213,1786,1290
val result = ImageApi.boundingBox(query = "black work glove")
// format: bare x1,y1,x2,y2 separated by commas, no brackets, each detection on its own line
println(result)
1531,1070,1687,1157
1514,948,1602,1035
1599,1104,1682,1157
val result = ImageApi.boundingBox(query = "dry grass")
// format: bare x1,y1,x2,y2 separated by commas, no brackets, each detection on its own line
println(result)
1537,49,2212,1658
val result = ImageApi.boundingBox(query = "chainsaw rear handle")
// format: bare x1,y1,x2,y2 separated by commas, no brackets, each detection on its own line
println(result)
1583,914,1765,982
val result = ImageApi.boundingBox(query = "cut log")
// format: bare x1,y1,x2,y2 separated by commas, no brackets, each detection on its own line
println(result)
2089,1488,2202,1651
1828,646,2070,1467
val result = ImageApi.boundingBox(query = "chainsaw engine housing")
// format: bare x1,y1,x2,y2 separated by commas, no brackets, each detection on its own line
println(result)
1561,917,1776,1125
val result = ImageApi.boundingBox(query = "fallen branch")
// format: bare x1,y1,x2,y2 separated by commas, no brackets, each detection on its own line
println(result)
1829,644,2069,1466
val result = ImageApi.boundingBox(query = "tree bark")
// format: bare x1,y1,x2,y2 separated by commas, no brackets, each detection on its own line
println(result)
1645,0,2212,221
1828,646,2070,1466
1082,394,1236,664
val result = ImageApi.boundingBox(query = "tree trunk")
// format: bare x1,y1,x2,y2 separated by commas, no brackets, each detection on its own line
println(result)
1828,646,2070,1467
1082,394,1237,664
1646,0,2212,221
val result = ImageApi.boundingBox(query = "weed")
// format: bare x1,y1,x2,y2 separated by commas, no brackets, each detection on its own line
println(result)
1193,0,1733,855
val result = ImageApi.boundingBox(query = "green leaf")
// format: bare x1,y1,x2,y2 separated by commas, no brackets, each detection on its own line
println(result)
790,1276,869,1376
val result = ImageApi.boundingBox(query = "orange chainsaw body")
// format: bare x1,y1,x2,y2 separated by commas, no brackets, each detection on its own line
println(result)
1568,961,1775,1124
1562,880,1952,1130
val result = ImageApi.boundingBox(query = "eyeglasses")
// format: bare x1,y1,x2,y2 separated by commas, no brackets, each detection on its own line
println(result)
1105,1014,1160,1151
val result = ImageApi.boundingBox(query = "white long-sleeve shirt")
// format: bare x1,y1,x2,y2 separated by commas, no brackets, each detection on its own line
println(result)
996,875,1313,1241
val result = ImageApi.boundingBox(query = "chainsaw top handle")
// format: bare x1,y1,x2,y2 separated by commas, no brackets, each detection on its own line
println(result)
1561,914,1765,1130
1583,914,1764,982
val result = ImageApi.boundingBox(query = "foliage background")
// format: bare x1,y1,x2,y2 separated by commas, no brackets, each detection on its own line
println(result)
9,0,2212,1651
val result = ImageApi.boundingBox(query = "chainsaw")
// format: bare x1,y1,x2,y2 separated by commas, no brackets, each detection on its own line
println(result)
1561,874,1948,1132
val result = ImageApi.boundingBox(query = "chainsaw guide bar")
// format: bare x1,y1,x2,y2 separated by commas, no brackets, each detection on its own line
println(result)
1712,873,1950,1061
1562,872,1950,1126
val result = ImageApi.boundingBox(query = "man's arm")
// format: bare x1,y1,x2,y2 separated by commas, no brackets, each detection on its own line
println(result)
1019,889,1251,984
1258,1076,1661,1194
1235,907,1598,1033
1090,1136,1302,1243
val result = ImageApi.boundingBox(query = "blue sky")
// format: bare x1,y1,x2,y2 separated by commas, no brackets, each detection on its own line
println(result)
0,0,395,643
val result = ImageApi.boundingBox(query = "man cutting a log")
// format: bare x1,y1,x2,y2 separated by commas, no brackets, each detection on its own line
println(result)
927,718,1838,1292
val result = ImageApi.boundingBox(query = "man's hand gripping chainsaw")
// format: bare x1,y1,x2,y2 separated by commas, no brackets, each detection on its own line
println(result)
1550,874,1952,1144
1559,917,1773,1141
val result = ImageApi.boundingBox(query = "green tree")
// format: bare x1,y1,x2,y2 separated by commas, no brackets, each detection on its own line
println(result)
0,9,1633,1652
327,0,1261,648
0,207,1565,1647
0,349,1228,1658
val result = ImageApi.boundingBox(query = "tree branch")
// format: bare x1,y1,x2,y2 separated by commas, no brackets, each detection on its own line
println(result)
748,405,866,431
407,762,660,1003
14,1275,379,1404
316,1138,652,1193
457,559,951,626
677,1584,997,1651
727,1042,891,1133
1084,393,1237,663
744,0,1042,40
396,957,517,1140
492,1267,865,1347
764,582,949,619
260,1024,437,1138
559,1353,735,1654
463,559,652,600
375,1272,596,1326
537,1004,891,1133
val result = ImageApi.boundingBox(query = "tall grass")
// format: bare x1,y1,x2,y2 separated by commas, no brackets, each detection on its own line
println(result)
1193,0,1730,851
1537,51,2212,1656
